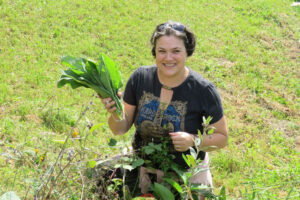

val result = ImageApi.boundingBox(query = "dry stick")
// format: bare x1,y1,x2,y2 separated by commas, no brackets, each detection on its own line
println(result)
22,154,37,200
79,171,85,200
58,155,70,180
35,148,63,199
11,169,18,192
56,189,71,200
80,125,88,161
45,152,78,199
35,99,93,199
57,157,84,199
55,170,75,199
39,95,55,111
24,185,31,200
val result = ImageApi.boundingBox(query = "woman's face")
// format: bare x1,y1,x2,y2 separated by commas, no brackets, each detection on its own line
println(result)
155,35,187,80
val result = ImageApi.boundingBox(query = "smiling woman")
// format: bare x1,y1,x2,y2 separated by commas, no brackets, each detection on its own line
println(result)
155,35,188,87
99,21,228,199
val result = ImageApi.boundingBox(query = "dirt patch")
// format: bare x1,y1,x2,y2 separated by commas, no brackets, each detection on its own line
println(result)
25,114,43,124
255,96,299,137
295,136,300,152
216,58,236,69
266,118,299,137
0,105,12,119
257,33,276,50
287,39,300,60
257,96,298,117
219,85,255,116
40,131,56,136
0,106,5,116
0,103,22,119
278,13,300,60
219,84,299,141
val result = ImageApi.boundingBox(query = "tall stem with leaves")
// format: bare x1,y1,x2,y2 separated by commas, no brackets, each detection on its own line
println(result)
34,97,93,200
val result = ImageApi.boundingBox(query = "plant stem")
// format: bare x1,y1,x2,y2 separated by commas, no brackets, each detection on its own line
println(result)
35,98,92,199
80,171,85,200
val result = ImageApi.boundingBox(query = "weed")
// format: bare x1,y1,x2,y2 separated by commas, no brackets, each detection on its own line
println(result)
40,107,76,133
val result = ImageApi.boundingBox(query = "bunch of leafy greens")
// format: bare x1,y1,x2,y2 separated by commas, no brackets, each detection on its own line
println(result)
57,54,123,118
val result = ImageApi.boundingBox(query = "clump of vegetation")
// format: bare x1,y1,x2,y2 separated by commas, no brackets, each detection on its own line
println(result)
141,137,175,173
57,54,124,118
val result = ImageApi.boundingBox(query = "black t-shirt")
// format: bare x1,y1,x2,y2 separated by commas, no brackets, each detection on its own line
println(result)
123,65,224,167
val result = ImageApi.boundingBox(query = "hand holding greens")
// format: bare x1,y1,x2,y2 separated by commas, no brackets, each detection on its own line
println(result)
57,54,123,118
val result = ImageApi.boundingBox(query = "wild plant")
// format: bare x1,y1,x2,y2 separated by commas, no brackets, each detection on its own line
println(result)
141,137,175,173
150,116,224,200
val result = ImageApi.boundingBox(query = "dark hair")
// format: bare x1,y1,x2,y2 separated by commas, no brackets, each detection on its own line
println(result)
150,21,196,57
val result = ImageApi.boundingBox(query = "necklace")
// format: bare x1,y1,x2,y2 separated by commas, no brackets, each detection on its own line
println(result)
161,84,173,90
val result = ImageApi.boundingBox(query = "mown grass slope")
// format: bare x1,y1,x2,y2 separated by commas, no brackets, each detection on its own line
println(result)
0,0,299,199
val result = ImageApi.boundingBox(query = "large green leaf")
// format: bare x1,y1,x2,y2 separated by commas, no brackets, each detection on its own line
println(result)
61,56,96,88
80,58,104,88
182,154,191,168
170,164,186,183
153,182,175,200
61,56,85,73
132,158,144,168
100,54,123,91
60,69,111,98
59,69,92,88
57,77,87,89
98,55,124,116
85,59,102,86
163,178,183,194
98,57,112,91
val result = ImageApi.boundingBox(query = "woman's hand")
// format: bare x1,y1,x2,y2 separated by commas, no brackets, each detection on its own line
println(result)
101,97,117,113
99,92,122,114
98,92,136,136
169,132,195,152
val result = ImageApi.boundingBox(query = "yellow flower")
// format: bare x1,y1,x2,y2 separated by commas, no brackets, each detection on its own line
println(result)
40,153,46,162
72,131,79,138
35,148,39,154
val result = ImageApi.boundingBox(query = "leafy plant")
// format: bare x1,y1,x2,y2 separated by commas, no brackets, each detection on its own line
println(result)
141,137,175,173
152,182,175,200
57,54,123,118
150,116,221,200
163,155,217,199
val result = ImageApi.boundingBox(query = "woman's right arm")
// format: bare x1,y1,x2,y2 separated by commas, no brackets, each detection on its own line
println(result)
102,97,136,135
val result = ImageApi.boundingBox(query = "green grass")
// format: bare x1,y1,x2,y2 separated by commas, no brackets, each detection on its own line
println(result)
0,0,299,199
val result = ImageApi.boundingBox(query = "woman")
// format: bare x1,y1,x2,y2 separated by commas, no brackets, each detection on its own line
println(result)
101,21,228,199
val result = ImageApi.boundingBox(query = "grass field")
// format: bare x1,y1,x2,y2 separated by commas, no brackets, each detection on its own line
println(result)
0,0,299,199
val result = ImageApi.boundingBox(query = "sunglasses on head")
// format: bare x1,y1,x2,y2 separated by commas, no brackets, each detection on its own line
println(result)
157,23,185,32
